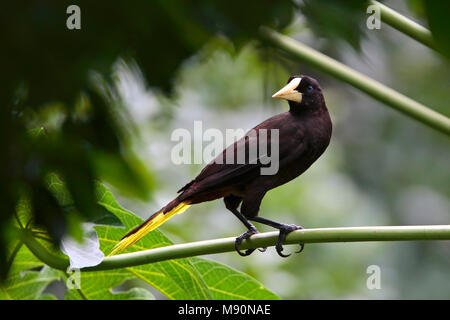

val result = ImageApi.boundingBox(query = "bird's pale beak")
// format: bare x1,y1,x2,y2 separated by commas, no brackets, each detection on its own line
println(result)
272,77,302,103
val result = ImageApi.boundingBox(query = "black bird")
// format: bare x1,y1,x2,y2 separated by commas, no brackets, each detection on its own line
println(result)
111,75,332,257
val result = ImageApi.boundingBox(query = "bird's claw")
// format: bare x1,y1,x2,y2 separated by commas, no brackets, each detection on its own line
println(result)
275,224,305,258
296,242,305,253
235,227,259,256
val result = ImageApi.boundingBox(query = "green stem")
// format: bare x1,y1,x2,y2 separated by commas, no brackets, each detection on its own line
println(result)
20,230,70,270
370,0,437,51
21,225,450,272
259,27,450,136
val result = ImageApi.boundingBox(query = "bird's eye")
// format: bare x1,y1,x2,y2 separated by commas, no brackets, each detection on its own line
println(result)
306,85,313,93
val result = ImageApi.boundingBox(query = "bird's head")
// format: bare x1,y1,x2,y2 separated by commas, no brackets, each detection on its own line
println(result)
272,75,325,112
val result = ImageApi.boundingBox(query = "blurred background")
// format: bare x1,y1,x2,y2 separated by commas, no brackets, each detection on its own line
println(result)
1,0,449,299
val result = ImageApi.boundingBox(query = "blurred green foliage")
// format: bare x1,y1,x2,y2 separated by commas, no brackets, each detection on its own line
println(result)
1,0,449,299
0,0,296,278
299,0,368,50
1,0,295,106
423,1,450,57
1,182,279,300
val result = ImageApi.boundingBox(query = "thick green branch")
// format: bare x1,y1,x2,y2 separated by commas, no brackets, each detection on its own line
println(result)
259,27,450,136
370,0,437,51
21,225,450,272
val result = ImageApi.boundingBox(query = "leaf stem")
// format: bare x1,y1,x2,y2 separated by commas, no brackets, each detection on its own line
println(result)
19,230,70,271
370,0,437,51
21,225,450,272
259,27,450,135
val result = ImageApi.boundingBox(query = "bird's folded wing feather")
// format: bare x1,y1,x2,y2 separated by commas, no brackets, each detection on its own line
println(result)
178,120,305,196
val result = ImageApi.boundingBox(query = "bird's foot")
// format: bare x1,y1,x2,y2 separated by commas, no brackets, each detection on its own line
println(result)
235,227,260,256
275,224,304,258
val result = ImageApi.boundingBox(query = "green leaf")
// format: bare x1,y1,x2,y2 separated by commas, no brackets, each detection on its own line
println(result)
1,241,60,300
94,183,280,300
0,244,60,300
64,270,154,300
15,195,33,229
93,183,213,300
191,257,280,300
6,180,279,300
6,243,43,275
106,288,154,300
0,266,60,300
46,173,122,227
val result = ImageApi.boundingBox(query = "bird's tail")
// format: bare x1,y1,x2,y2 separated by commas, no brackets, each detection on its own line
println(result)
109,200,191,256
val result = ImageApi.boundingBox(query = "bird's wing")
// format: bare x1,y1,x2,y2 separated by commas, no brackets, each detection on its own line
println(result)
178,114,305,196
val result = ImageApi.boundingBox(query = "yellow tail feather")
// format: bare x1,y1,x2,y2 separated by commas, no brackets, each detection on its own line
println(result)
109,201,191,256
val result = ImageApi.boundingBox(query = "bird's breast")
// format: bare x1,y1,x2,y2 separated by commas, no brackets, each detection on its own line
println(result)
268,110,332,189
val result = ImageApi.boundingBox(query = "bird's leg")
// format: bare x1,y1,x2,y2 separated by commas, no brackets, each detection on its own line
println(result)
230,209,259,256
224,196,262,256
250,216,304,257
